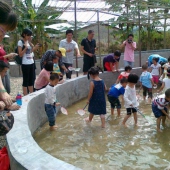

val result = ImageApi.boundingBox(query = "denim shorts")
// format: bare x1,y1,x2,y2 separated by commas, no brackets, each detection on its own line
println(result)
107,95,121,109
124,60,134,68
44,104,57,126
152,103,166,118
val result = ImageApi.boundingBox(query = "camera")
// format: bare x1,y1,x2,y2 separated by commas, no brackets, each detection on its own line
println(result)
128,39,132,43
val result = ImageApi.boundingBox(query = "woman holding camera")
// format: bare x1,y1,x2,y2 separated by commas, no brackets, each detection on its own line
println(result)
121,34,136,68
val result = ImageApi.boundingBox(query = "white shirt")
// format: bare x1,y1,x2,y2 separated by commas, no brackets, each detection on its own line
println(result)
163,78,170,91
44,84,57,105
59,39,78,64
124,85,139,108
150,63,161,76
18,40,34,65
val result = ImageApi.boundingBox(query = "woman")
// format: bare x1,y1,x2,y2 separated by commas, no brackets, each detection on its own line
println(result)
18,28,39,95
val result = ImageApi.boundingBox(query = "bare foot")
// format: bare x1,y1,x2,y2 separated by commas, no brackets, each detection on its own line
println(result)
101,125,105,128
122,123,128,128
117,115,121,118
50,125,58,130
157,128,163,132
8,104,20,111
134,124,138,127
162,123,167,128
85,117,90,123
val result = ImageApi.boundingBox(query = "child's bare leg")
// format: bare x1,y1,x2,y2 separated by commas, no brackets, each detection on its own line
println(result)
111,108,114,115
50,125,58,130
85,113,94,122
162,116,166,127
100,114,105,128
117,108,121,117
157,117,162,132
122,115,131,127
143,96,146,101
133,112,137,125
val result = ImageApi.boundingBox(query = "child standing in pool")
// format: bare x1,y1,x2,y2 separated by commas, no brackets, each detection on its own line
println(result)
44,73,60,130
122,73,139,127
85,66,107,128
152,89,170,132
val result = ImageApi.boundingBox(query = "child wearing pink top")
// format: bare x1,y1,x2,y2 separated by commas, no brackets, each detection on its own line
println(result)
34,61,53,90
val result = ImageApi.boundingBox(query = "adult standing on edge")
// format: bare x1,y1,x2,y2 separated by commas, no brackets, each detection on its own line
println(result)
121,34,136,67
59,29,80,79
81,30,96,75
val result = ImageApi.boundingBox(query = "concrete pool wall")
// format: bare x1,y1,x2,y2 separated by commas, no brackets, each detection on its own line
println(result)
7,69,142,170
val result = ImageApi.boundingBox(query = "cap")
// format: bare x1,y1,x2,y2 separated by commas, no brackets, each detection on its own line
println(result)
59,48,66,57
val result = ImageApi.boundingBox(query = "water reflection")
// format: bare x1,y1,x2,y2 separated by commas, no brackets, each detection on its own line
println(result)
34,92,170,170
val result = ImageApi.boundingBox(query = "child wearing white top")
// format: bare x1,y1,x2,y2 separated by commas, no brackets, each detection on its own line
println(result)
122,73,139,127
44,73,60,130
149,57,161,85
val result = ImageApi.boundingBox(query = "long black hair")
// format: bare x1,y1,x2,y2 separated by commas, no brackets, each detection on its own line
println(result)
87,66,103,79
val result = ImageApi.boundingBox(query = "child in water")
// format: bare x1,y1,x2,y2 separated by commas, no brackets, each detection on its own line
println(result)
122,73,139,127
44,73,60,130
152,89,170,132
85,66,107,128
107,78,127,117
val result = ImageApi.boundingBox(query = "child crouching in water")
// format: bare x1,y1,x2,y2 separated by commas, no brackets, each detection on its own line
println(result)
44,73,60,130
85,66,107,128
152,89,170,132
107,78,127,117
122,73,139,127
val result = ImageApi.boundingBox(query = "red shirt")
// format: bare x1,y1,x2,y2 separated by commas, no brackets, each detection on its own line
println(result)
0,46,8,63
118,71,130,80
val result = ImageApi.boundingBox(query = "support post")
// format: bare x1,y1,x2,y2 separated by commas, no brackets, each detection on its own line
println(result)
97,10,101,67
138,1,141,67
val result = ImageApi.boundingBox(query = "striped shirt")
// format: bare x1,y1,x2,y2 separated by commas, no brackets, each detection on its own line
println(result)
153,97,169,110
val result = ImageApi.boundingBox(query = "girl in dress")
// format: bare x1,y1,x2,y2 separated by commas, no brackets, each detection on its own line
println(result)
85,66,107,128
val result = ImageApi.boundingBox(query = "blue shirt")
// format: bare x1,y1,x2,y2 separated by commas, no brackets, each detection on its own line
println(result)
108,83,125,98
139,71,152,88
148,54,167,66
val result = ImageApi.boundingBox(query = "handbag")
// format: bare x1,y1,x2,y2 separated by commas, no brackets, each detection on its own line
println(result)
85,39,97,63
0,111,14,136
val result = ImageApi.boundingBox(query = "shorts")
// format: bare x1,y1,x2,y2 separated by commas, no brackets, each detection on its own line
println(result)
107,95,121,109
83,56,95,72
103,62,115,71
126,108,137,115
152,75,159,84
152,103,167,118
142,85,152,98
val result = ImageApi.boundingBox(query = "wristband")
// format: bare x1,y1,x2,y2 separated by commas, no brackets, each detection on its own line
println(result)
0,89,7,93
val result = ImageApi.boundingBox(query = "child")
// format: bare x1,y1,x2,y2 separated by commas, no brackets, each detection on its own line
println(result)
122,73,139,127
162,56,170,79
158,68,170,93
35,61,53,90
85,66,107,128
152,89,170,132
44,73,60,130
149,57,161,86
108,78,127,117
115,65,132,84
52,56,64,82
139,65,155,104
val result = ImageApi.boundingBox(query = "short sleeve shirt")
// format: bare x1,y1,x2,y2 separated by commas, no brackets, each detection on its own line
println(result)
108,83,125,98
118,72,130,80
59,39,78,64
103,54,120,63
139,71,152,88
123,41,136,62
163,78,170,90
81,38,96,57
18,40,34,65
151,63,161,75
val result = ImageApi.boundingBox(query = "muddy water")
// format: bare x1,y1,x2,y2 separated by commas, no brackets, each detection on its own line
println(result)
34,93,170,170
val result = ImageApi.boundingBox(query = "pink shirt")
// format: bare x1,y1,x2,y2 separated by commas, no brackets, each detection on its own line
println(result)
123,41,136,62
34,69,50,90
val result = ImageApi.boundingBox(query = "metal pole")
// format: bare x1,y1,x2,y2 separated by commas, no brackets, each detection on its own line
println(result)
108,21,110,50
138,1,141,67
97,10,101,67
74,0,78,77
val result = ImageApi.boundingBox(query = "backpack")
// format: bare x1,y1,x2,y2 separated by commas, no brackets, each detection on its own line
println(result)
14,40,25,65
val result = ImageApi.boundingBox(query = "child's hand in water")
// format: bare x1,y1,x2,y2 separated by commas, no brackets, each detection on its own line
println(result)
55,103,61,106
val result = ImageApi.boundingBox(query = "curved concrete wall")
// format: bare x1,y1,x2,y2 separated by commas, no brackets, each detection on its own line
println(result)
7,69,142,170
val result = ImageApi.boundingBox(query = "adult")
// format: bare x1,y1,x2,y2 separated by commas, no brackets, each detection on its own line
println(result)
103,50,121,72
121,34,136,67
81,30,97,75
147,54,167,67
59,29,80,79
0,44,17,94
0,1,17,106
18,28,39,96
40,48,67,73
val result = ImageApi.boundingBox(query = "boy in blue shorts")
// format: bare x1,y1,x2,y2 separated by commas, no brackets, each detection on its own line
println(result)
139,64,155,104
152,89,170,132
107,78,128,117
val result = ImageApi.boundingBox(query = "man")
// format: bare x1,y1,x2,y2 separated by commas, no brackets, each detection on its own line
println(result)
103,50,121,72
121,34,136,67
40,48,67,73
59,29,80,79
81,30,97,75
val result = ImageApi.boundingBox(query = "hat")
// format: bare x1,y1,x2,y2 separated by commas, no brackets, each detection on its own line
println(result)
59,48,66,57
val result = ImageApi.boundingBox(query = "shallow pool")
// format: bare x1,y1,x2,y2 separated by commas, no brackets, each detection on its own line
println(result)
34,92,170,170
